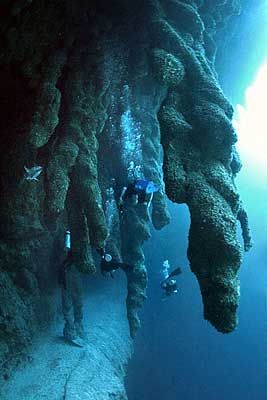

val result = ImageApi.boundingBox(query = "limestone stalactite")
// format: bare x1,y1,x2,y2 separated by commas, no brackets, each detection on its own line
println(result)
150,0,252,332
0,0,252,378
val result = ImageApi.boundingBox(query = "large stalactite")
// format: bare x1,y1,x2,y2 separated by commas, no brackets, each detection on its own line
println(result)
150,0,252,332
0,0,252,390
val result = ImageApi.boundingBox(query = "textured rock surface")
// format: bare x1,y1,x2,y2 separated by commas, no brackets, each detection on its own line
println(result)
148,0,252,333
0,279,132,400
0,0,252,393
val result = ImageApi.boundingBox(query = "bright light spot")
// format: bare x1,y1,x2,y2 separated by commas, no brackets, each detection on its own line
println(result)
234,62,267,177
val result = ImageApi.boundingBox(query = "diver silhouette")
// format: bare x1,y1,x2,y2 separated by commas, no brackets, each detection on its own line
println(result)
58,235,85,347
161,267,182,298
97,248,134,278
119,179,158,213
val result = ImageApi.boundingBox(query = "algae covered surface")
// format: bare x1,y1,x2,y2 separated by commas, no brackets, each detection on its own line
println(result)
0,0,253,397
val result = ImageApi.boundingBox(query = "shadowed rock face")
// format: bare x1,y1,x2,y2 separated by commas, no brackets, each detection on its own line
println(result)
0,0,252,376
150,0,252,333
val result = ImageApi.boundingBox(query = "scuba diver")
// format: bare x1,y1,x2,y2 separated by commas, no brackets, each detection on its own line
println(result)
97,248,134,277
119,179,159,213
161,260,182,298
58,231,85,347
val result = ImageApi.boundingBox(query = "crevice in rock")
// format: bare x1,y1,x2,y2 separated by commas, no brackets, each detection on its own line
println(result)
0,0,253,396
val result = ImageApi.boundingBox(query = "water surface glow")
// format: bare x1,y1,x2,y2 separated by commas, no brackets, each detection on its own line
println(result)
234,62,267,178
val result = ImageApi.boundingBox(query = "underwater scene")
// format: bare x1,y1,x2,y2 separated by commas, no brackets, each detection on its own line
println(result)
0,0,266,399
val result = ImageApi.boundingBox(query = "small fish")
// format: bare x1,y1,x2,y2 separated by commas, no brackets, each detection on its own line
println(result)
24,165,43,181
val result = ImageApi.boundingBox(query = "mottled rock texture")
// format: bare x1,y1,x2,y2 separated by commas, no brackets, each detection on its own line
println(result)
150,0,252,332
0,279,131,400
0,0,251,382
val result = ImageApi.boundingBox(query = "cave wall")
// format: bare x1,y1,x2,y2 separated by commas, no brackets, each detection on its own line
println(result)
0,0,252,378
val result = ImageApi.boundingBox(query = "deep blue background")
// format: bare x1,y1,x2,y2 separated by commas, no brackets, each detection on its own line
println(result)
126,3,267,397
126,163,267,399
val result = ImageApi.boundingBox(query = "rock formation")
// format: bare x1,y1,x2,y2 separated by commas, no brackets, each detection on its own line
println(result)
0,0,252,389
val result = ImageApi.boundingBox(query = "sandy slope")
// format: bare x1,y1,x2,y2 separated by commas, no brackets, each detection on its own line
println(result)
0,275,132,400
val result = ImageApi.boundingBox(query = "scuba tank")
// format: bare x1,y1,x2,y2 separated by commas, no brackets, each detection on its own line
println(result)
65,230,71,250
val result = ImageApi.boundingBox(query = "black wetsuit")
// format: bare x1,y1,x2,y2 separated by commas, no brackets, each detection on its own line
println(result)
161,279,178,296
100,258,133,274
123,181,147,204
160,267,182,296
58,255,73,289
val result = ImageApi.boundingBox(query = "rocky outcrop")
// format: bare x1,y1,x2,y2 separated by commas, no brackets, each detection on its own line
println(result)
0,0,252,385
149,0,252,332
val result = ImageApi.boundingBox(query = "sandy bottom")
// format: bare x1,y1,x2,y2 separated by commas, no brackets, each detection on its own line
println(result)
0,275,132,400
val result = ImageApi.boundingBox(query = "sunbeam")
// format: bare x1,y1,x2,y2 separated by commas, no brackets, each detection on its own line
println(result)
234,62,267,177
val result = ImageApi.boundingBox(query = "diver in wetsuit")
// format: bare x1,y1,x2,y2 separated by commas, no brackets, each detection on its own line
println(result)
161,267,182,298
58,248,85,347
97,249,133,278
119,179,159,213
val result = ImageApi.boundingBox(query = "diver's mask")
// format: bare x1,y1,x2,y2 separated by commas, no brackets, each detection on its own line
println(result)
104,254,112,262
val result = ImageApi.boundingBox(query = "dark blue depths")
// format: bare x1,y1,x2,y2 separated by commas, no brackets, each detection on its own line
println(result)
126,170,267,400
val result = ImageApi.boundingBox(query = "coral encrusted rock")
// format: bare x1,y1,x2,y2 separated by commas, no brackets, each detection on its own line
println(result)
0,0,252,381
148,0,252,332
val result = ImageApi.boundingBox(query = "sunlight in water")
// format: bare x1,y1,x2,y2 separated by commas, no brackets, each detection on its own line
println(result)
234,62,267,176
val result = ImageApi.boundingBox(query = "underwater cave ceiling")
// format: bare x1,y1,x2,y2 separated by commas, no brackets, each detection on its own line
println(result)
0,0,252,361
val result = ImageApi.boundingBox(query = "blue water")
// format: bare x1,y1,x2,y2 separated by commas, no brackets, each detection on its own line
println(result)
126,165,267,399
